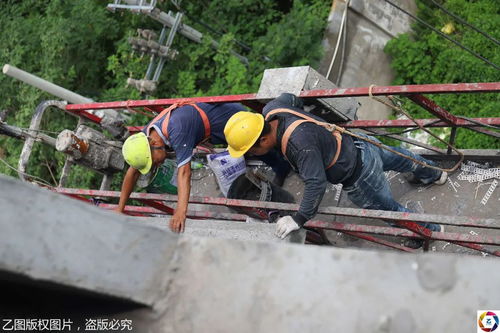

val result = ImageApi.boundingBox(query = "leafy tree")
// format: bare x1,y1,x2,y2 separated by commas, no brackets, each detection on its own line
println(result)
384,0,500,149
0,0,331,188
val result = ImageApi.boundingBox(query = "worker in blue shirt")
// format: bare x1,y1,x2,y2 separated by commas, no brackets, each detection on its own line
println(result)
224,93,448,248
116,102,290,233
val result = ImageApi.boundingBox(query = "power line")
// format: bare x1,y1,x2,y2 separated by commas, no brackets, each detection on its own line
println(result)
381,0,500,71
426,0,500,47
169,0,273,62
0,156,54,188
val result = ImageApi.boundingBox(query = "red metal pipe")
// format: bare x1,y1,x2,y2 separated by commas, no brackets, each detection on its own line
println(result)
407,94,460,125
52,188,500,230
135,199,175,214
64,109,103,124
306,220,500,246
95,203,248,221
340,231,416,253
65,82,500,111
343,117,500,128
125,117,500,133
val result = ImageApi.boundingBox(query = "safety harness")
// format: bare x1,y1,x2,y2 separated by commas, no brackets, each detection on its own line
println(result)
265,108,345,169
145,101,211,144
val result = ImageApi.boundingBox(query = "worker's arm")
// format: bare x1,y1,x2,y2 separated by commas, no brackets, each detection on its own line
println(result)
115,167,140,213
276,147,327,239
293,147,328,226
169,162,191,233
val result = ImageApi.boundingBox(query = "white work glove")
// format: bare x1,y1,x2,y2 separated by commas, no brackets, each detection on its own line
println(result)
275,215,300,239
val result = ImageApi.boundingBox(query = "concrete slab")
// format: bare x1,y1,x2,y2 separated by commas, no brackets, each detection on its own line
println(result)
135,218,307,244
0,174,177,306
1,175,499,332
127,237,500,332
256,66,359,121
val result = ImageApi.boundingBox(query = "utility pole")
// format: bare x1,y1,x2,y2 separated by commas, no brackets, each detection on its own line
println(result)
107,0,248,94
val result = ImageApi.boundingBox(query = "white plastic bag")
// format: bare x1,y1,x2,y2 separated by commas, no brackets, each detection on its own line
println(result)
207,151,246,197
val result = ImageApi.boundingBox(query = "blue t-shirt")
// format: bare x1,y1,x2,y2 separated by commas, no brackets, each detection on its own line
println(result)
143,103,245,167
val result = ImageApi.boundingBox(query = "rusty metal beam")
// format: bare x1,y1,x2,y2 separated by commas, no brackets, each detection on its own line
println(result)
306,220,500,256
89,202,248,221
136,198,175,214
125,117,500,134
340,231,416,253
364,128,445,154
53,189,500,230
65,82,500,111
343,117,500,128
56,189,500,255
407,94,460,125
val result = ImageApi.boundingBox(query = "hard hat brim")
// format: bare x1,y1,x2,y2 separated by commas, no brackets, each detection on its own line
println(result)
227,145,246,158
137,154,153,175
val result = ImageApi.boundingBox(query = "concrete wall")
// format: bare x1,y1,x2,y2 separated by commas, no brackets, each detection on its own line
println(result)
1,174,500,333
318,0,417,120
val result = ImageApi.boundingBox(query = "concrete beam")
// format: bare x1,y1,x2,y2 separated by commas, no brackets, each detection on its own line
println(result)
0,175,177,306
122,236,500,332
256,66,359,121
138,218,306,244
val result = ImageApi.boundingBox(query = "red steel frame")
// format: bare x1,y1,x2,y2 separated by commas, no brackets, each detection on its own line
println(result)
61,82,500,255
54,188,500,257
66,82,500,129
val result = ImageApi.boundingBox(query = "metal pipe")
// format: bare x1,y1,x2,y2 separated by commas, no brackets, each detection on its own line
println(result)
18,100,67,181
0,122,56,147
52,188,500,230
152,12,183,81
3,64,92,105
65,82,500,111
3,64,120,119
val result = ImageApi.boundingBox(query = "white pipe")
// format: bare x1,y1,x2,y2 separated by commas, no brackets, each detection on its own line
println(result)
2,64,93,104
3,64,121,119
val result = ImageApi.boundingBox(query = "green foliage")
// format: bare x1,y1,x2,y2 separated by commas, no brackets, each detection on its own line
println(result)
0,0,331,188
384,0,500,149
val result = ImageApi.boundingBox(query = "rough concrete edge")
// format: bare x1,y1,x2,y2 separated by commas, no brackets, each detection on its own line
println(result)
0,175,179,307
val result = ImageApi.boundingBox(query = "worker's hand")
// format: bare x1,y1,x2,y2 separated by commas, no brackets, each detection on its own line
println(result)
170,212,187,233
113,207,124,214
275,215,300,239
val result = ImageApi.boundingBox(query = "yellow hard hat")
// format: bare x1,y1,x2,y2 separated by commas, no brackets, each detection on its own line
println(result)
224,111,264,158
122,132,152,174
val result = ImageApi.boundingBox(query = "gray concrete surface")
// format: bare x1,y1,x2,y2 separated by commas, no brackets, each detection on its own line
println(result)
318,0,417,120
256,66,359,121
0,174,177,306
1,174,499,333
121,237,499,333
137,218,306,244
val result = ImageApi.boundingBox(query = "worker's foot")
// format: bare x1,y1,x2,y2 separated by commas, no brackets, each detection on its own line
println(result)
433,171,448,185
402,238,425,249
402,224,444,249
404,174,423,185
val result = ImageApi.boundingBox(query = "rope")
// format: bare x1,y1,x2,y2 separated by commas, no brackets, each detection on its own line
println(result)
0,156,54,188
349,84,463,173
326,0,350,79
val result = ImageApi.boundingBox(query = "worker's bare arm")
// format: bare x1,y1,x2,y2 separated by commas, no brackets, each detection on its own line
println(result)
115,167,140,213
169,163,191,233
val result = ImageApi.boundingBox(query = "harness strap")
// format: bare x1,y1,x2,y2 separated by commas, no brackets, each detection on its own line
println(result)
265,108,344,169
145,101,211,142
